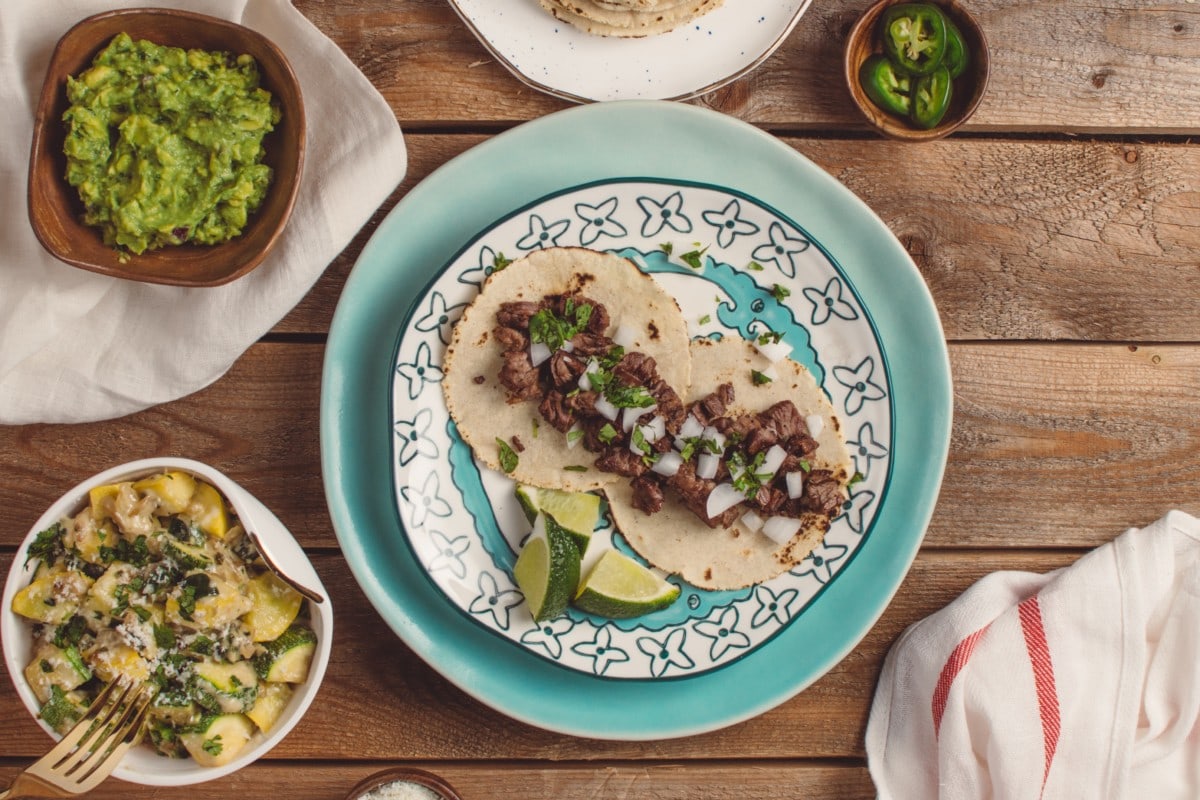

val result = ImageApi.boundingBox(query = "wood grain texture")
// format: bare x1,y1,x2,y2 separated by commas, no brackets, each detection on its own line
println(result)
273,135,1200,341
0,761,877,800
291,0,1200,132
0,551,1081,762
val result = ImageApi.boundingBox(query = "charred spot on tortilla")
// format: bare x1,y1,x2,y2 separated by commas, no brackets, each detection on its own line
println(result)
649,321,660,339
473,375,485,384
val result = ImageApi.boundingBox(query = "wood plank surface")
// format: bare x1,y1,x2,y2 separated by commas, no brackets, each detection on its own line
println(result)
0,761,877,800
279,135,1200,341
292,0,1200,132
7,2,1200,797
2,343,1195,552
0,550,1082,762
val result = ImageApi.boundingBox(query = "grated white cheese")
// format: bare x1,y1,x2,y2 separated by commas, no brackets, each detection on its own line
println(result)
358,781,443,800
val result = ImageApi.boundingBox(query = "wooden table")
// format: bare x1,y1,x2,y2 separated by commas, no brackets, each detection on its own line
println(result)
4,1,1199,797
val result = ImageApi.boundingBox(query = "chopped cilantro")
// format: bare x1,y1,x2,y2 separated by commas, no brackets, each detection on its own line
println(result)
797,459,812,473
597,423,618,445
751,369,773,385
729,450,772,497
531,418,539,438
52,615,88,649
492,251,513,272
747,261,765,272
563,465,588,472
202,735,223,757
848,471,865,488
659,242,674,255
679,247,708,270
99,534,151,567
698,314,711,325
495,438,519,474
154,624,177,650
177,573,215,622
528,299,593,351
771,283,791,301
567,428,585,444
756,330,784,346
604,383,655,409
25,522,65,567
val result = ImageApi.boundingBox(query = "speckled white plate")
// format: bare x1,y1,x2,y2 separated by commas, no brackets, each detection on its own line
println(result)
447,0,813,102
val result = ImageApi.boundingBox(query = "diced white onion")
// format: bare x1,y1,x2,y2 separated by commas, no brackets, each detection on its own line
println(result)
652,452,682,477
679,414,704,439
706,483,744,519
760,444,787,478
645,415,666,442
622,403,656,432
566,422,582,450
595,396,618,421
696,453,720,480
785,471,805,499
739,509,765,532
561,340,574,353
759,364,779,382
578,359,600,391
805,413,825,439
761,516,803,545
613,324,637,349
755,338,793,363
701,426,726,452
529,341,551,367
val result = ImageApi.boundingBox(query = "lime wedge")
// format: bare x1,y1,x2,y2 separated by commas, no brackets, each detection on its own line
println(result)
573,550,680,619
514,484,541,524
515,484,600,555
513,514,581,622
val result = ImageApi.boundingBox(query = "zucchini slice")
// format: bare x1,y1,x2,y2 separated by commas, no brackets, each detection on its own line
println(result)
180,713,256,767
253,625,317,683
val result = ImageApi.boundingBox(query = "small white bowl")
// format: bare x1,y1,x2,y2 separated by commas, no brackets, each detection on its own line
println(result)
1,457,333,786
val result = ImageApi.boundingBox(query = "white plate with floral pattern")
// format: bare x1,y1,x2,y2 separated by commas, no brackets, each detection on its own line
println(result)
447,0,813,102
389,178,890,680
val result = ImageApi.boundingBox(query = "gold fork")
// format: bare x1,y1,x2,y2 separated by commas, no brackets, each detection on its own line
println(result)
0,678,156,798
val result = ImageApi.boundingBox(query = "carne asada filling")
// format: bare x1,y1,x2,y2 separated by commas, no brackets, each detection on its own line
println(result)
494,293,844,530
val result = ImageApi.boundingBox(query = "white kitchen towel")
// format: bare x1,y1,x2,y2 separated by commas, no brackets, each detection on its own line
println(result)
0,0,407,424
866,510,1200,799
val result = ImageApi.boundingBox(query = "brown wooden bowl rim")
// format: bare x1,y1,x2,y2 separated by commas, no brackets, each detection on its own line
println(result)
843,0,990,142
27,7,305,287
343,768,465,800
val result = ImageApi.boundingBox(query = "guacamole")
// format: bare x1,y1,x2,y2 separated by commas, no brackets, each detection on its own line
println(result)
62,33,280,255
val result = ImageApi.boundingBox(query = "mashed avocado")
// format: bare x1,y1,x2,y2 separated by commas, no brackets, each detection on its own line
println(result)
63,33,280,255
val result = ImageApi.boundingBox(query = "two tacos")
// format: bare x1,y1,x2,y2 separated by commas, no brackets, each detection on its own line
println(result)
442,247,853,590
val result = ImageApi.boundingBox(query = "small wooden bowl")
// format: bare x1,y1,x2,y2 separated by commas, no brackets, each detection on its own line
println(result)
844,0,989,141
344,768,464,800
28,8,305,287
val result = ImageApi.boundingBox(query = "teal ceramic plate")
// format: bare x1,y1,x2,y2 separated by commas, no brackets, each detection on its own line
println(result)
321,100,951,739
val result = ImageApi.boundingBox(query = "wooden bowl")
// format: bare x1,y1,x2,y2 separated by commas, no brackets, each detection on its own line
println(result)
343,768,464,800
28,8,305,287
843,0,989,141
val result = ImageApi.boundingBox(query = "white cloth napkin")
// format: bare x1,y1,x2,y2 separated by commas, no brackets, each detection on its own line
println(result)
867,510,1200,799
0,0,407,424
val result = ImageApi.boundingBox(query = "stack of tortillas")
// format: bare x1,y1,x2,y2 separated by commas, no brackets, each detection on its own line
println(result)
538,0,725,37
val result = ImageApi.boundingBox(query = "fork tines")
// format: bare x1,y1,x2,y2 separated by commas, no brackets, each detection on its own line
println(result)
33,676,156,793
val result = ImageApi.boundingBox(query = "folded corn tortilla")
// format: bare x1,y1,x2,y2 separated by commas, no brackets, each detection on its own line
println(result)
606,336,853,590
442,247,691,493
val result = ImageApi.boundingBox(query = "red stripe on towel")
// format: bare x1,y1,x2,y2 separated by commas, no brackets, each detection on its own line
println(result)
931,624,990,739
1018,596,1060,792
